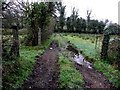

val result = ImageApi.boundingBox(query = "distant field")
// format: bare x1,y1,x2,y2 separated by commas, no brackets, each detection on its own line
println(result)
62,33,118,59
62,33,102,59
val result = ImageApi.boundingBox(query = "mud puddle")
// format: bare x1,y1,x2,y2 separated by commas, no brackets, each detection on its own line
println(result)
67,44,92,69
66,44,115,88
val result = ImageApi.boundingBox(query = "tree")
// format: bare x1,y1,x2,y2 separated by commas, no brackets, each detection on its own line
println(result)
101,32,110,59
101,22,120,59
75,18,81,33
105,19,109,25
81,18,86,33
107,23,120,35
24,2,50,46
45,2,57,17
89,20,99,33
57,2,66,30
98,21,105,34
2,1,25,29
2,1,26,57
101,24,114,59
70,7,79,32
86,10,92,32
66,17,71,32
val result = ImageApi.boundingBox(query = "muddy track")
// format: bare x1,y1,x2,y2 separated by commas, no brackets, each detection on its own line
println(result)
75,63,115,88
58,34,116,88
65,42,115,88
22,40,59,89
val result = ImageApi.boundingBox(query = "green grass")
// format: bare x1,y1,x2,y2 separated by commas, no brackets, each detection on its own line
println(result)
63,33,102,43
2,34,54,89
58,54,84,88
2,35,27,45
64,34,100,59
56,34,84,88
94,60,120,87
62,33,120,88
56,34,67,48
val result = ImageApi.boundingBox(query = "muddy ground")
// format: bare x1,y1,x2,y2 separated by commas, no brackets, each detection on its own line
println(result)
75,63,115,88
22,40,59,89
67,43,115,88
22,37,116,89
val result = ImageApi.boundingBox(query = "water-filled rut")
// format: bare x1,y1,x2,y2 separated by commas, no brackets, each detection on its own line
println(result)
66,44,115,88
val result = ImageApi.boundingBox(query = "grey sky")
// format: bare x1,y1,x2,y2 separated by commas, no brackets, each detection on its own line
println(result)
62,0,119,24
13,0,119,24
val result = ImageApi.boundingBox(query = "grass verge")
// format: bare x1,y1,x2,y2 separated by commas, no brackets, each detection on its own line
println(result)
93,60,120,87
56,34,84,88
2,34,54,89
58,53,84,88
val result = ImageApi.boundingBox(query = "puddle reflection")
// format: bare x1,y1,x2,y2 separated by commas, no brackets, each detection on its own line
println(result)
72,53,92,69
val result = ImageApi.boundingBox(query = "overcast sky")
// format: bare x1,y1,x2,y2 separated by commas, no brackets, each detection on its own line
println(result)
62,0,119,24
14,0,119,24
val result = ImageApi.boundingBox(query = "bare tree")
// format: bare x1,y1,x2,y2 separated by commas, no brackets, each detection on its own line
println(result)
86,10,93,32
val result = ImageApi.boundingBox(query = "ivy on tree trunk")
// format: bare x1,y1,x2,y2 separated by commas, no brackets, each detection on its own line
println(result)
101,34,110,59
31,28,38,46
38,29,41,45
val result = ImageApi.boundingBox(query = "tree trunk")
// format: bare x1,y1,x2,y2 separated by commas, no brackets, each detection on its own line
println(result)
101,34,110,59
31,28,38,46
95,36,98,49
10,26,19,57
38,29,41,45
